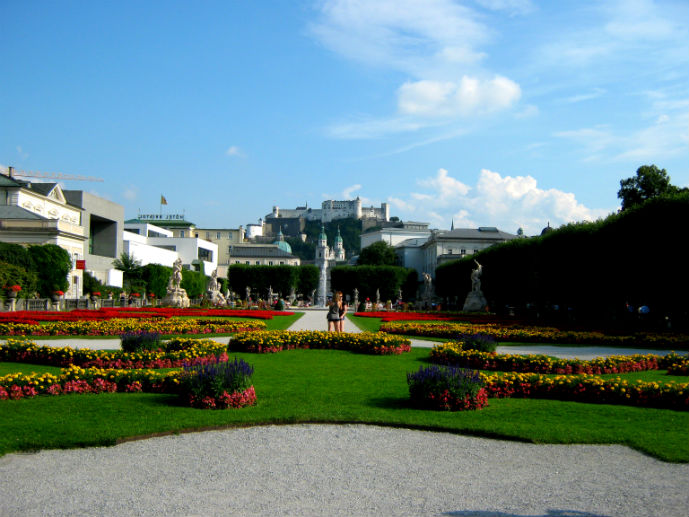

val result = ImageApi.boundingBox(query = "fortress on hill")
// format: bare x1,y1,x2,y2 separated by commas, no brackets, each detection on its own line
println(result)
267,198,389,224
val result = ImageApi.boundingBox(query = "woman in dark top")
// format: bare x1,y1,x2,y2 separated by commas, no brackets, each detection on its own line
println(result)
337,291,347,332
327,292,342,332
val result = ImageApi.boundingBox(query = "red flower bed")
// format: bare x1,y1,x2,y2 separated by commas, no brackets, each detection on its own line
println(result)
0,307,294,324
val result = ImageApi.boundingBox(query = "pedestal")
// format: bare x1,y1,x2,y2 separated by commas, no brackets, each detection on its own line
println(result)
161,288,190,308
462,290,488,312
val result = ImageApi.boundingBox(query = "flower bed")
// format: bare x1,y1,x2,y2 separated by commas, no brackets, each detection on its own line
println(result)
0,308,293,326
429,342,684,375
0,365,182,399
0,317,266,336
380,321,689,348
667,358,689,376
229,330,411,355
0,357,257,410
480,372,688,411
407,365,488,411
178,357,256,409
0,338,230,369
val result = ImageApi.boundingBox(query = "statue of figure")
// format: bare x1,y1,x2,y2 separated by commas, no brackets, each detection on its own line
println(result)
353,287,358,298
471,260,483,292
162,257,190,308
268,285,273,300
245,286,251,301
207,269,220,292
398,288,403,300
375,289,380,305
422,272,432,299
170,258,183,290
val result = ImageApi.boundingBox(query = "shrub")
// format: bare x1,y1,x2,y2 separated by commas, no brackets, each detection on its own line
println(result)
460,333,498,353
179,356,256,409
407,365,488,411
120,331,162,352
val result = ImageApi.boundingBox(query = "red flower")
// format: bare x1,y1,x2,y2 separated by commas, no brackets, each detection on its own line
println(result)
8,285,22,292
92,292,101,296
54,290,64,296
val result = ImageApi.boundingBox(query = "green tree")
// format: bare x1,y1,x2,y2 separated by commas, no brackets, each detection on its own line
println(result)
0,261,38,297
357,241,397,266
28,244,71,295
112,252,143,292
618,165,681,210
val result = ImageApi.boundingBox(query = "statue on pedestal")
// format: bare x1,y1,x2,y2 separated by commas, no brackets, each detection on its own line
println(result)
161,258,190,308
353,288,359,312
462,260,488,312
205,269,226,306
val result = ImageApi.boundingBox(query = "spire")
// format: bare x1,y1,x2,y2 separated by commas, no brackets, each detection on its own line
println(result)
451,218,454,231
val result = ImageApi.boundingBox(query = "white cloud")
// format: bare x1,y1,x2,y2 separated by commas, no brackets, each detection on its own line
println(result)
226,146,243,157
313,0,523,138
342,184,362,198
123,186,138,201
397,75,521,118
391,168,610,235
473,0,535,16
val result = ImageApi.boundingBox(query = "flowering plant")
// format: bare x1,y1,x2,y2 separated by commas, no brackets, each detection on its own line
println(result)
132,292,141,297
91,292,101,296
54,290,64,296
8,285,22,292
407,365,488,411
178,356,256,409
149,293,155,298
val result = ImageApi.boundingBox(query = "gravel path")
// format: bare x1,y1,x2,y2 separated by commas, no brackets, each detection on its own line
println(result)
1,424,687,517
2,310,688,516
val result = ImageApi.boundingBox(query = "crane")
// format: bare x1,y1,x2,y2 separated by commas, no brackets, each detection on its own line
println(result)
1,165,104,182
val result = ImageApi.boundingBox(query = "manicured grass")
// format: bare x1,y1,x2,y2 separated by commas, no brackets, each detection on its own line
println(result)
1,348,687,462
0,362,64,376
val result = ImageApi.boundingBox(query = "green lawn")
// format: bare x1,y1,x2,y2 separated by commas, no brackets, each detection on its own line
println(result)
1,347,687,462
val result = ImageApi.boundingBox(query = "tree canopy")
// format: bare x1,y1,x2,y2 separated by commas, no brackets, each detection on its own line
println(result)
357,241,397,266
617,165,683,211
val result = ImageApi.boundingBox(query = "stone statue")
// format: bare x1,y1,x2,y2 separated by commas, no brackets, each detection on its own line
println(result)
375,289,380,305
167,258,183,291
268,285,273,301
208,269,220,292
205,269,226,306
422,272,432,300
471,260,483,292
245,286,251,302
162,257,190,308
463,260,487,312
353,288,359,312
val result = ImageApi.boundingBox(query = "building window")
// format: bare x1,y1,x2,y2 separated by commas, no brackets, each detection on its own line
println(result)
206,232,210,239
245,261,250,265
180,231,185,238
280,261,284,265
269,261,273,265
473,249,479,254
255,261,260,265
216,232,221,239
460,249,466,255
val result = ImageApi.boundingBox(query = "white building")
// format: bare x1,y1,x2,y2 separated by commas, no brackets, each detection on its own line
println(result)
1,168,125,296
360,221,517,280
123,220,218,275
421,227,518,278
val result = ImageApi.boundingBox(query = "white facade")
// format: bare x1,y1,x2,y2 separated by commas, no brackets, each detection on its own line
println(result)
123,222,218,275
360,226,432,250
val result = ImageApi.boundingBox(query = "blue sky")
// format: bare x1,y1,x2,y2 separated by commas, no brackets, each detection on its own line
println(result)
2,0,687,235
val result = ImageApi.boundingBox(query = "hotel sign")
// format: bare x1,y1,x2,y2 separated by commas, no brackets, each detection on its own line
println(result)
138,214,186,221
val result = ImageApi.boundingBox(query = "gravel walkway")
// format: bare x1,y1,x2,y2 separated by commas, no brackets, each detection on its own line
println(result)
1,424,687,517
2,310,688,516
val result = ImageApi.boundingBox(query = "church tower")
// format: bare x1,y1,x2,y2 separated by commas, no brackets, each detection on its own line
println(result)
334,226,345,261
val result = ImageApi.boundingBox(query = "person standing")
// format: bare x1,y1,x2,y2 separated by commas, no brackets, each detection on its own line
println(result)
327,292,342,332
338,291,348,333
